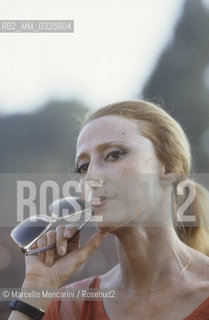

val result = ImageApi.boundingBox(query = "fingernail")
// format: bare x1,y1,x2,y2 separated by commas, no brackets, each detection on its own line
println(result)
64,230,71,237
46,256,53,266
59,245,66,255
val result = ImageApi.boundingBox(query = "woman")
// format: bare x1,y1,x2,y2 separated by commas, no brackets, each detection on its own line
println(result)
9,100,209,320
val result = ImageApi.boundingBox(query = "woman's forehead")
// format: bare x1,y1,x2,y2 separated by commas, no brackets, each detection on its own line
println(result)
76,115,152,157
77,115,144,145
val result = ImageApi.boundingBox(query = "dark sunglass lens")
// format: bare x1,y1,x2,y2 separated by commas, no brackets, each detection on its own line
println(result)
11,217,50,246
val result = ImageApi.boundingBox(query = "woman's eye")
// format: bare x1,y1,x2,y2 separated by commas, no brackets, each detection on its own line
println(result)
76,163,89,174
105,150,127,161
75,150,127,174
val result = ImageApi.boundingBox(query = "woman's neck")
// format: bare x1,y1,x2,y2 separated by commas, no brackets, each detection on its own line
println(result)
112,226,191,295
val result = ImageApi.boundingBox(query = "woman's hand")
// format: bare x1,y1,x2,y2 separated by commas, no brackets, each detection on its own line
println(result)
24,226,108,289
8,227,108,318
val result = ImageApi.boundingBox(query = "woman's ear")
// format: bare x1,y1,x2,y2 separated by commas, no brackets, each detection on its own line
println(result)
159,166,176,185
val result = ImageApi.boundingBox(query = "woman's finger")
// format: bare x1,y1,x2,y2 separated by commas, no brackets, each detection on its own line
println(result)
50,231,108,285
45,230,56,266
64,225,80,252
56,225,67,256
56,225,78,256
77,232,108,265
61,232,108,271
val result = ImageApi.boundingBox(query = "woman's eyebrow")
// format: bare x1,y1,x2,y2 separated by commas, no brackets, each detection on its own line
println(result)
75,140,128,165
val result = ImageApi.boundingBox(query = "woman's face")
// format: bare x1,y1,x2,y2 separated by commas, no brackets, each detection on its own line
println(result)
76,115,167,231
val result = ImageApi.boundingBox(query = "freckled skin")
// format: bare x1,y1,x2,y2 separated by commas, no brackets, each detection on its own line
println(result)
75,115,209,320
76,115,166,231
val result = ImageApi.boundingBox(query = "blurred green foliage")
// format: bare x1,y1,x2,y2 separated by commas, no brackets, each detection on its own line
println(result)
0,100,89,173
143,0,209,172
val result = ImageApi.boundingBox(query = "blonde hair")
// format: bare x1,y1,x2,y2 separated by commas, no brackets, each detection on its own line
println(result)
84,100,209,254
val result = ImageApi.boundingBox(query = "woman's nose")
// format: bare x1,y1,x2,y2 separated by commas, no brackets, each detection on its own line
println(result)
84,161,104,188
86,179,104,188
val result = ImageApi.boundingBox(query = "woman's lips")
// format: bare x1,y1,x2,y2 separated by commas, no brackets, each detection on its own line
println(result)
90,196,112,208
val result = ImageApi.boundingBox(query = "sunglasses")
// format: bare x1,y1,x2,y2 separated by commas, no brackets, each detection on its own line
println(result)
10,197,93,255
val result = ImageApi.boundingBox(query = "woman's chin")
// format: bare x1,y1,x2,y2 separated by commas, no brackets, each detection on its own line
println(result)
96,225,120,233
95,219,129,233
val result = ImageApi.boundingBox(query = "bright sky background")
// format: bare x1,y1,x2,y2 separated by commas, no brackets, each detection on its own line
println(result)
0,0,186,114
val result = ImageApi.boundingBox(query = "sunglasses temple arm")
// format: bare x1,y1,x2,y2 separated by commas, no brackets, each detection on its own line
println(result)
25,216,92,255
